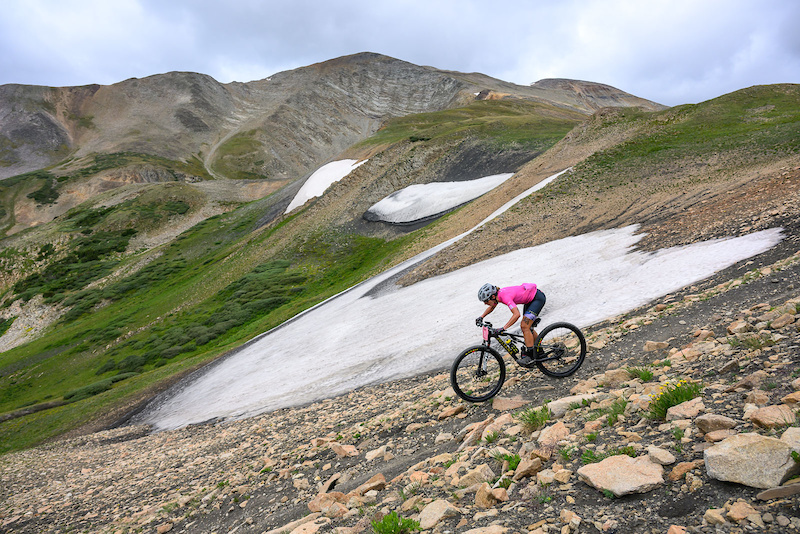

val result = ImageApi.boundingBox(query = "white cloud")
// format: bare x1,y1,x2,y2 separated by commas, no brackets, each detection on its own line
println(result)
1,0,798,105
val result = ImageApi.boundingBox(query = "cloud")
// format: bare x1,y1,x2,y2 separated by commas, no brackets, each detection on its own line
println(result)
0,0,798,106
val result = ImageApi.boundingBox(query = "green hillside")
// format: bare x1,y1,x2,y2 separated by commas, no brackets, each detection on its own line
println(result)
1,85,798,454
0,99,583,453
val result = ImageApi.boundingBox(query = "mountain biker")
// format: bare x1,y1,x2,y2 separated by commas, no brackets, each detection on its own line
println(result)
476,283,546,365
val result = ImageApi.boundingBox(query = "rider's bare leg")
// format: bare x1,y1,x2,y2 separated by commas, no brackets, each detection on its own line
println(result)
521,318,538,349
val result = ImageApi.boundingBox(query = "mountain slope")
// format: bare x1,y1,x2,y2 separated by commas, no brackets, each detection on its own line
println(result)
0,54,796,454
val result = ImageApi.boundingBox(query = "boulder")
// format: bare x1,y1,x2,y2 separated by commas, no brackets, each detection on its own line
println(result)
512,456,543,481
538,421,569,448
600,368,632,387
644,341,670,352
546,393,599,418
647,445,677,465
491,396,530,411
666,397,705,421
458,464,495,487
770,313,795,329
577,455,664,497
695,413,737,433
749,405,796,428
704,433,800,488
418,499,460,530
352,473,386,496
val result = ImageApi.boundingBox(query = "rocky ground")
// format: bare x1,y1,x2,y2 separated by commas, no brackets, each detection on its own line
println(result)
2,230,800,534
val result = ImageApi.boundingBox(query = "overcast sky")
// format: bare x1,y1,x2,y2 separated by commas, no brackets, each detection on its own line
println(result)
2,0,798,107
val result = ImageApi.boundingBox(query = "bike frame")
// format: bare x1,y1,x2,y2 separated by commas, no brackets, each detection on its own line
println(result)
481,322,556,364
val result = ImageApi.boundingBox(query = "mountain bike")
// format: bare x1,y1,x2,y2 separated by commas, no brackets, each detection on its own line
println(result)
450,319,586,403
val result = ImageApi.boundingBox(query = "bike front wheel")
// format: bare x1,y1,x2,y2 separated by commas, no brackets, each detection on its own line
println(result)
535,322,586,378
450,345,506,402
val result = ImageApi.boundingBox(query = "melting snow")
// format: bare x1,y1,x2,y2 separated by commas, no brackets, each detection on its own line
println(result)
139,169,784,430
365,173,514,223
285,159,368,213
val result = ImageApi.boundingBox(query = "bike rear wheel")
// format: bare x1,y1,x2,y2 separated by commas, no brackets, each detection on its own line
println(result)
534,322,586,378
450,345,506,402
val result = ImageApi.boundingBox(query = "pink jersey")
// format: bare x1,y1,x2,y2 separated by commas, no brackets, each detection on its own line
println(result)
496,283,538,311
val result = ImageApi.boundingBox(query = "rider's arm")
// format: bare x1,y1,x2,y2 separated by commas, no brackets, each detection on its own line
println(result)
503,307,521,331
480,301,497,319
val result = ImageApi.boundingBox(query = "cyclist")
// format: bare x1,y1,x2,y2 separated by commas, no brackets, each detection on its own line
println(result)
476,283,546,365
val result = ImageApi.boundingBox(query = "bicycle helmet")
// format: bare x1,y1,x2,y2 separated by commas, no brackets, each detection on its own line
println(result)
478,283,498,302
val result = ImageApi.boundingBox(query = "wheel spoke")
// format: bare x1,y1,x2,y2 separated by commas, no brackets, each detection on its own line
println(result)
451,347,505,402
535,323,586,378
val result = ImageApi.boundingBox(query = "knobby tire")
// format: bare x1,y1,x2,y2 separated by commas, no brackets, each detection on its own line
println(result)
450,345,506,402
534,322,586,378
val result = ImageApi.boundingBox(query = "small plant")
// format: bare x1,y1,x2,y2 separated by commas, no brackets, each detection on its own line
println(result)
496,477,513,489
372,511,421,534
399,482,421,501
492,451,521,470
516,404,552,432
371,511,421,534
483,431,500,444
581,446,636,465
792,451,800,463
672,427,685,441
740,335,772,351
585,432,598,442
652,359,672,368
648,379,703,421
626,366,654,382
606,398,628,427
443,453,462,468
602,489,616,499
559,445,576,462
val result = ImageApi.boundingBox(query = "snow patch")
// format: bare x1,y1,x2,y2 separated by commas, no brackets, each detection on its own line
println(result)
141,224,782,430
138,169,783,430
285,159,367,213
365,173,514,224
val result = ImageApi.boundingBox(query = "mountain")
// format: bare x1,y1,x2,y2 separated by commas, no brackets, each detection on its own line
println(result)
0,52,798,455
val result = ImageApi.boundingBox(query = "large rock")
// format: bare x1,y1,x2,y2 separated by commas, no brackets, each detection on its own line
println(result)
546,393,600,418
749,405,796,428
418,499,460,530
512,457,543,481
538,421,570,448
695,413,737,433
666,397,704,421
577,455,664,497
491,396,530,411
458,464,495,488
704,433,800,488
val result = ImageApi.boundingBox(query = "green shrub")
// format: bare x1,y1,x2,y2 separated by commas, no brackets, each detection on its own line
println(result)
63,379,114,401
0,316,14,337
492,452,521,470
163,200,190,215
516,404,551,432
648,379,703,420
626,366,654,382
371,511,420,534
605,398,628,427
25,172,59,205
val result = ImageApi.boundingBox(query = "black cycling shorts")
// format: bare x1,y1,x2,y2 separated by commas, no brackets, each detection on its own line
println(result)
522,289,546,320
